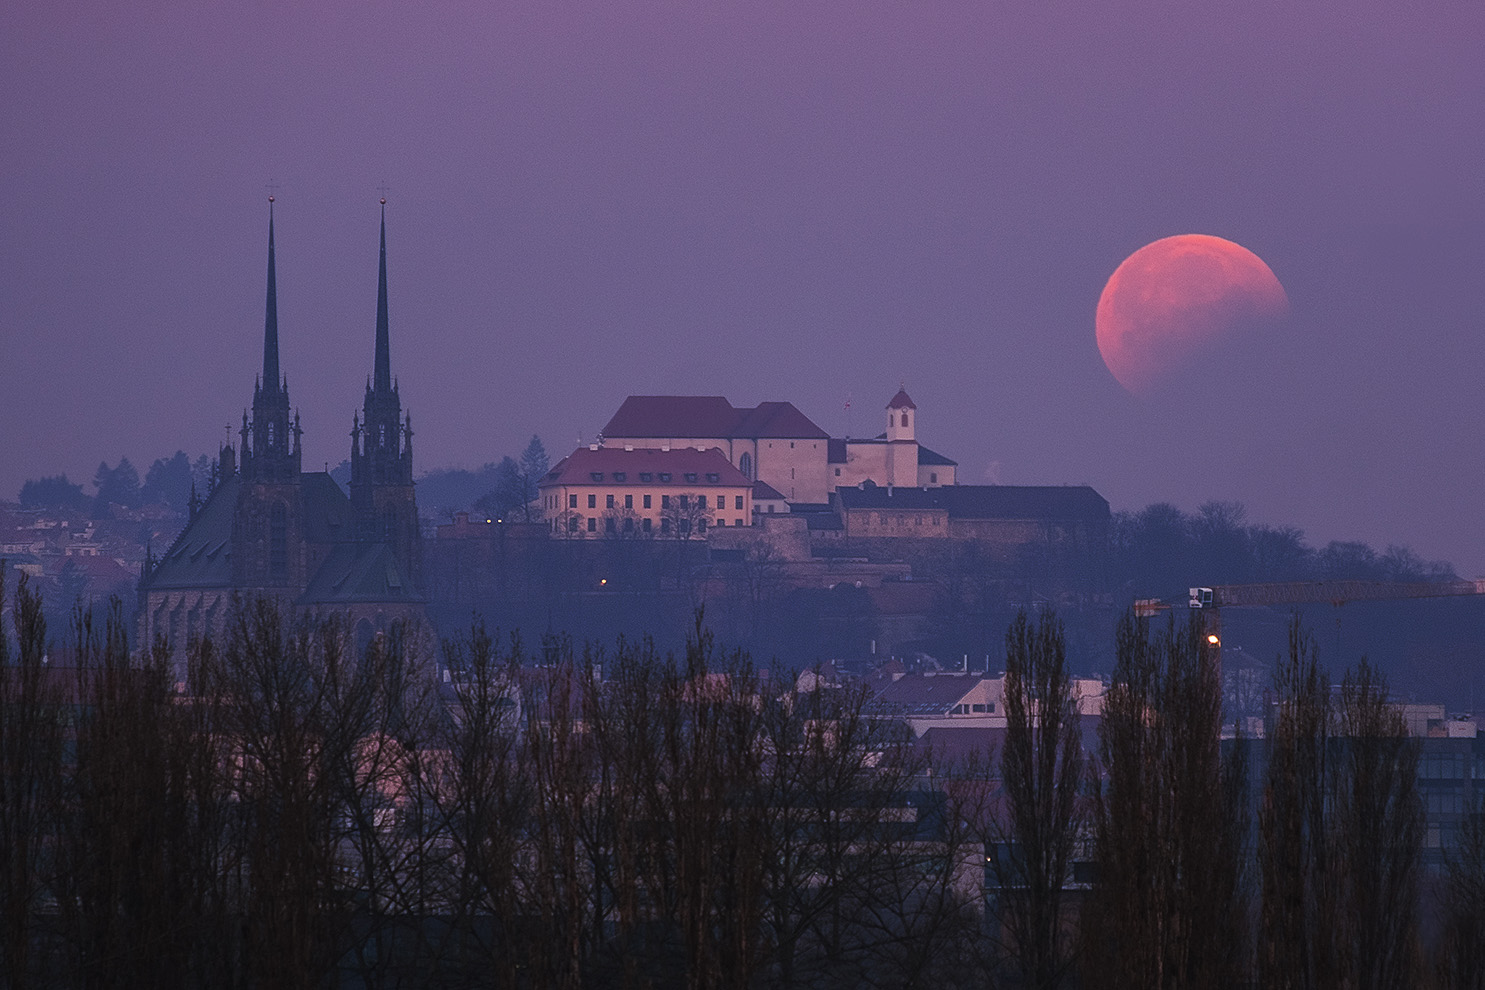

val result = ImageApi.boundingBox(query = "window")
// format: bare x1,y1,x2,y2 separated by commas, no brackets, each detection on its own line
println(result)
640,472,653,482
569,494,578,509
588,494,597,509
587,517,596,532
643,494,651,509
789,441,794,448
625,494,633,509
697,519,707,533
835,467,841,476
269,502,287,579
930,472,937,483
569,516,580,533
661,518,671,534
606,494,615,509
613,472,626,482
679,495,688,508
658,472,671,482
706,472,719,483
698,495,707,510
661,494,670,509
901,412,908,427
642,518,652,533
684,473,698,483
739,453,752,479
590,472,604,482
605,517,616,534
735,496,743,510
679,520,691,536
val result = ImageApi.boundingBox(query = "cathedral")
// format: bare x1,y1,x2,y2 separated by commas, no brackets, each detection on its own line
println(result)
138,199,426,673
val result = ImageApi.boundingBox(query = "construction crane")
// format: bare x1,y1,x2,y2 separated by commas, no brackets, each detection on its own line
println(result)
1187,579,1485,668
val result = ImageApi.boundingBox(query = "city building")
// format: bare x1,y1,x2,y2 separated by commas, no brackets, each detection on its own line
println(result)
138,201,425,674
538,445,753,538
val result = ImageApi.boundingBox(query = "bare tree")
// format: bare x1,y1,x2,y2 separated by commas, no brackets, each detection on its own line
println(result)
1085,610,1248,989
1332,660,1422,988
0,570,64,990
994,609,1084,990
1259,617,1337,990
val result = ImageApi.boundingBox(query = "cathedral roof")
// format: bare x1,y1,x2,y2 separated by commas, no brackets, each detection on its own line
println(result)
144,477,240,590
141,472,355,593
300,541,424,605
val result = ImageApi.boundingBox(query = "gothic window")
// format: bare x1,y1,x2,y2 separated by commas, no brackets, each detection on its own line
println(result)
269,502,288,579
739,452,752,479
901,413,908,427
379,424,387,447
267,422,276,446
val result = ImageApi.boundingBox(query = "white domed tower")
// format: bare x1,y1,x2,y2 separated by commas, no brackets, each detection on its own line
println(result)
885,387,918,486
886,387,916,442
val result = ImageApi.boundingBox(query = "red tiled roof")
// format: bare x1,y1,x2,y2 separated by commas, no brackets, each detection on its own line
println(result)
601,396,828,440
541,446,750,487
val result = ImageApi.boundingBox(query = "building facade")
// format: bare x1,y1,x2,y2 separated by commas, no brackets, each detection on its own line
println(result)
539,445,753,538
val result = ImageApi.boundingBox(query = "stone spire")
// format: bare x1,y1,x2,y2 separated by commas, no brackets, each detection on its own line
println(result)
263,196,280,394
374,200,392,393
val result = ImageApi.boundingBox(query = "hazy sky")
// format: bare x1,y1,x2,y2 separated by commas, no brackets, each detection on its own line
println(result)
4,0,1482,575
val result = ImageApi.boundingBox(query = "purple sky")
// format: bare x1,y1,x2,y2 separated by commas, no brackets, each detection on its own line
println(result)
4,0,1483,575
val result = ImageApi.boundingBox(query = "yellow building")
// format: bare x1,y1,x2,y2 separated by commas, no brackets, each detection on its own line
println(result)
539,445,753,539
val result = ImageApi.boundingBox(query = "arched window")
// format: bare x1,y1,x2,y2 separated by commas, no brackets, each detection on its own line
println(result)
739,452,753,480
900,412,908,427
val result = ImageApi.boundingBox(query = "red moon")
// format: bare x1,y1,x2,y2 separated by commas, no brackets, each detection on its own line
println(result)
1096,234,1288,394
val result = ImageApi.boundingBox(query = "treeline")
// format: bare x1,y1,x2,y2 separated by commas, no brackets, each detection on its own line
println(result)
1111,500,1457,602
18,453,213,517
4,576,1485,987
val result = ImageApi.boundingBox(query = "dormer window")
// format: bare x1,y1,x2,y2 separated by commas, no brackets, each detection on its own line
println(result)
705,473,720,483
684,473,698,483
590,472,604,482
639,472,653,482
613,472,626,482
658,472,672,482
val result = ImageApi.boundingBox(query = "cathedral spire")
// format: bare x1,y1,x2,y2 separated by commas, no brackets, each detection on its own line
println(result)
374,199,391,393
263,196,280,393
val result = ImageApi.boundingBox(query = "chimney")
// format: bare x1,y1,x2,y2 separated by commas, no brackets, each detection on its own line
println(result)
589,443,599,451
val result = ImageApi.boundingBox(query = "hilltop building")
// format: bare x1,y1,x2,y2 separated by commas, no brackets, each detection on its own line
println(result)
599,389,958,505
539,445,753,538
138,201,425,673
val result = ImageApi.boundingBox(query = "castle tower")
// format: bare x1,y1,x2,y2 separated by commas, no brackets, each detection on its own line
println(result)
349,200,420,580
233,197,308,589
885,387,918,487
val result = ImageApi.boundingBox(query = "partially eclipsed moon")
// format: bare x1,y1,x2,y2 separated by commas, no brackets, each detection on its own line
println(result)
1096,234,1288,394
